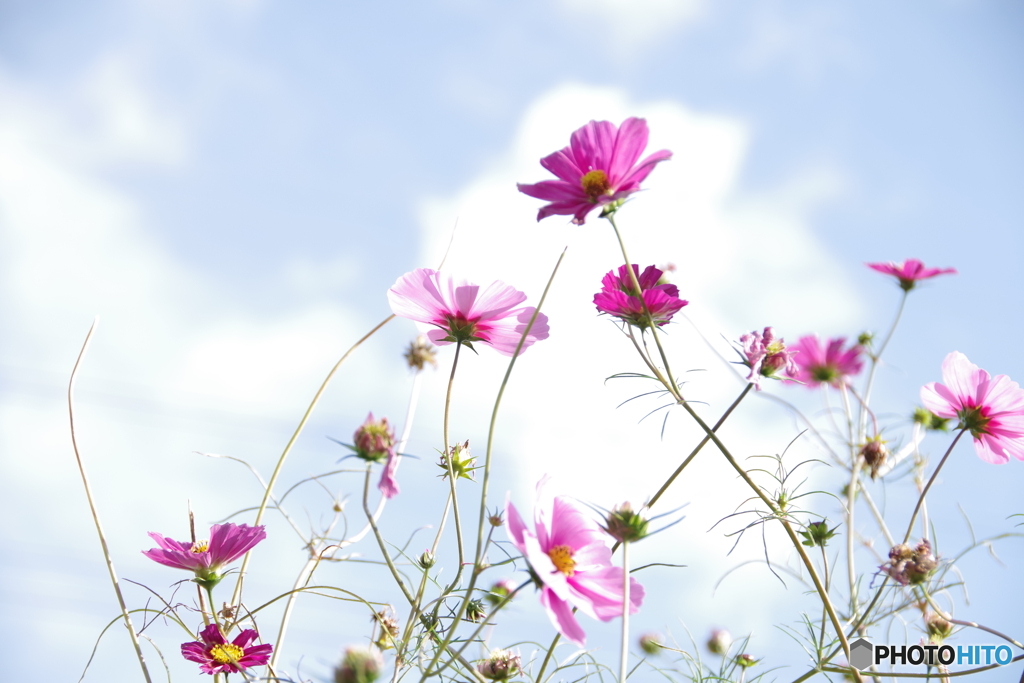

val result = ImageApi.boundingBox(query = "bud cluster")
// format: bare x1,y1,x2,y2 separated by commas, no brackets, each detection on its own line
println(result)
882,539,938,586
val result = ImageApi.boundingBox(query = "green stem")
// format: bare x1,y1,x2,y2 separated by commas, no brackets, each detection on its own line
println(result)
442,342,466,571
68,319,154,683
644,383,753,511
231,314,395,607
619,541,631,682
860,290,908,440
902,429,966,544
535,632,562,683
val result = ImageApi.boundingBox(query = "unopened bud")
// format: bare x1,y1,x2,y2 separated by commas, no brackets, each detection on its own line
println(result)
404,335,438,371
486,578,516,607
353,414,395,464
334,646,383,683
707,628,731,656
602,502,649,543
417,549,435,569
857,331,875,347
477,649,521,680
735,654,759,668
913,407,951,432
439,441,475,481
860,435,890,479
639,632,663,655
799,520,838,548
926,613,954,642
465,599,487,623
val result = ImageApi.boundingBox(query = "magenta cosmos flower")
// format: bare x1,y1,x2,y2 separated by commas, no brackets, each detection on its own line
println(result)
866,258,957,291
388,268,550,356
738,327,798,389
518,117,672,225
788,335,864,388
921,351,1024,464
594,264,687,328
143,523,266,586
506,479,644,647
182,623,272,675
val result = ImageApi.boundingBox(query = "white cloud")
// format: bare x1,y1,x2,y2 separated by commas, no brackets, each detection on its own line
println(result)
558,0,707,53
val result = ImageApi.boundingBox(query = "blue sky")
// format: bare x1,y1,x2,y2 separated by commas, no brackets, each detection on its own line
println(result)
1,1,1022,681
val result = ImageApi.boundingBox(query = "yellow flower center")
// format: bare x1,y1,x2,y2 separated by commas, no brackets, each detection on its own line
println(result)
191,540,209,553
581,170,611,200
209,642,245,664
547,544,576,576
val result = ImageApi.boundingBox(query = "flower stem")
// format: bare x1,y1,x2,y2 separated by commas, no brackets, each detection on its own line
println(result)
902,429,966,544
442,341,466,571
644,383,753,511
860,290,908,440
231,314,395,607
619,541,631,683
68,318,154,683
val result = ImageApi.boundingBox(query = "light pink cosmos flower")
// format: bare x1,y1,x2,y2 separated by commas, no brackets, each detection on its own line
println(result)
181,623,273,675
787,335,864,388
143,523,266,586
518,117,672,225
506,479,644,647
594,264,687,328
738,327,798,389
388,268,550,356
866,258,957,291
920,351,1024,464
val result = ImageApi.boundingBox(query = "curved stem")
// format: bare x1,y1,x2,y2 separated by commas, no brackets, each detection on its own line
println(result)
231,314,395,607
619,541,631,682
902,430,966,544
860,290,908,439
68,318,154,683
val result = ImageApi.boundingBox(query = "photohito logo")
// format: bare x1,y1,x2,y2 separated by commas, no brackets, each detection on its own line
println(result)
849,637,1014,670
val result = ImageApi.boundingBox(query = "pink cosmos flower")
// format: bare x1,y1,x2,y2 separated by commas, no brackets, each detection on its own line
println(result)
920,351,1024,464
866,259,957,291
388,268,550,356
593,264,687,328
143,523,266,586
506,478,644,647
181,623,272,675
738,327,798,389
518,118,672,225
787,335,864,388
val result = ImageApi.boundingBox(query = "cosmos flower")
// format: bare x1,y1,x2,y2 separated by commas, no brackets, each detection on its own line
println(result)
181,623,272,675
920,351,1024,464
787,335,864,388
593,264,687,328
388,268,549,356
518,117,672,225
143,523,266,586
738,327,798,389
866,258,957,291
506,478,644,647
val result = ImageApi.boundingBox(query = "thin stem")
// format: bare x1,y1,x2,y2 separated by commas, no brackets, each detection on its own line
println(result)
644,383,753,511
68,318,153,683
818,545,829,652
920,589,1023,649
902,430,966,544
535,632,562,683
860,290,909,440
231,314,395,607
442,341,466,570
859,481,895,548
619,541,631,683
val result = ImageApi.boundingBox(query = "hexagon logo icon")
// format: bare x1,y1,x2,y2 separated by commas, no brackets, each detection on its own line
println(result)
850,638,874,670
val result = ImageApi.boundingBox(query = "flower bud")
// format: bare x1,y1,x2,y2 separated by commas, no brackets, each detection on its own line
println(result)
799,520,838,548
417,549,435,569
706,628,731,656
602,502,649,543
857,331,875,347
860,435,890,479
373,610,399,650
735,653,759,668
334,646,384,683
486,578,516,607
488,511,505,527
639,632,663,655
404,335,438,371
439,441,476,481
465,599,487,623
881,539,937,586
477,649,521,680
353,414,395,464
913,407,951,432
926,613,954,642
